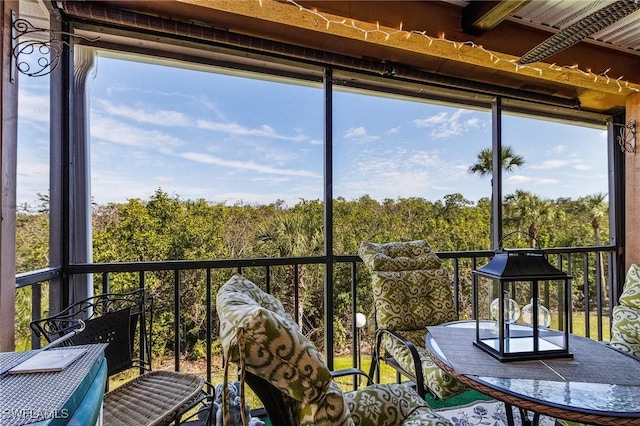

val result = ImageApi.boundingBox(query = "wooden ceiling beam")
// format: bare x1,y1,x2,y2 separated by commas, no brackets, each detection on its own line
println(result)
462,0,529,35
172,0,638,98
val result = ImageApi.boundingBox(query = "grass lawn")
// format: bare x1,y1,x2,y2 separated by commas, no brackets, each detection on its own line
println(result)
110,312,611,414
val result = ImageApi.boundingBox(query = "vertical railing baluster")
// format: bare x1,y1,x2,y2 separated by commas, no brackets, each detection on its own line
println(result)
102,271,109,294
608,250,615,338
556,254,564,331
453,258,460,318
206,268,212,384
31,283,42,349
567,255,573,333
582,252,590,338
596,252,604,341
139,271,147,375
294,264,300,326
351,261,359,389
174,269,181,372
471,257,478,320
265,265,271,294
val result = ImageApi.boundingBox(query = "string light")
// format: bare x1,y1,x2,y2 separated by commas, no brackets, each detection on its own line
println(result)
276,0,639,94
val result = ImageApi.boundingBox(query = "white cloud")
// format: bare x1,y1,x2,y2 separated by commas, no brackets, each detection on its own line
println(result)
91,116,185,148
506,175,558,185
344,126,380,143
506,175,531,184
531,159,569,169
180,152,322,178
197,120,305,141
96,99,191,126
338,147,468,200
414,112,448,127
18,89,49,123
573,164,593,170
413,109,485,139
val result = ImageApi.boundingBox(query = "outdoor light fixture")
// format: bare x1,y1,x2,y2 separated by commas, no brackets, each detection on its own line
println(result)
472,236,572,362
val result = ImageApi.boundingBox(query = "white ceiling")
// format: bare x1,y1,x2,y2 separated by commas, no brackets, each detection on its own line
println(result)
449,0,640,55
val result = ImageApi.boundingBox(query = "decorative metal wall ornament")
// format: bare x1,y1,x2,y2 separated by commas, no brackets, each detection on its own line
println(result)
608,119,636,155
11,11,99,78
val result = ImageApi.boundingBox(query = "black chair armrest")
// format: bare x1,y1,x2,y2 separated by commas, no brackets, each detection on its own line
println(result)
374,328,427,398
331,368,374,386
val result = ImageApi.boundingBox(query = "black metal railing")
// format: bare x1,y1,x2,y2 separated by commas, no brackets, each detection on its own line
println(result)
16,246,617,386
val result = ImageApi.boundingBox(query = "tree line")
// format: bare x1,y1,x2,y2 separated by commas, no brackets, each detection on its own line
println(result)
15,187,609,356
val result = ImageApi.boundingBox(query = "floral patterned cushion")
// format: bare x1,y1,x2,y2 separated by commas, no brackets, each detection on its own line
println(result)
217,274,333,405
359,240,463,400
383,331,467,400
610,304,640,358
359,240,443,272
619,264,640,310
344,383,452,426
217,274,454,426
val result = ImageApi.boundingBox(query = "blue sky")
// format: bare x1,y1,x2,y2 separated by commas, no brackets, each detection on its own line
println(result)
17,55,609,208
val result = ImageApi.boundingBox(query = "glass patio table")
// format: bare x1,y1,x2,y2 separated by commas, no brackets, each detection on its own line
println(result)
425,321,640,426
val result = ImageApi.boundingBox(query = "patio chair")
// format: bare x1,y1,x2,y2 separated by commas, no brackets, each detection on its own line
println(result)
610,263,640,358
358,240,466,400
557,263,640,426
216,273,453,426
30,289,211,426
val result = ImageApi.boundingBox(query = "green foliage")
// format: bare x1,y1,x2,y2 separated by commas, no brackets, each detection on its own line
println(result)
15,188,611,354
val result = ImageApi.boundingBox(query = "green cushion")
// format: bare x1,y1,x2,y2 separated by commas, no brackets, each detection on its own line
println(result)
610,304,640,358
218,273,455,425
619,264,640,310
217,274,332,404
359,240,463,400
383,331,466,400
359,240,443,272
297,381,351,426
345,383,452,426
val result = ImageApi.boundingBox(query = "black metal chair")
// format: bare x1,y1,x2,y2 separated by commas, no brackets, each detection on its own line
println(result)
31,289,212,426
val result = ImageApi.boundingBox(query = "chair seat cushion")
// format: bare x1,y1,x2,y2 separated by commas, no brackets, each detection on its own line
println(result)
383,330,466,400
297,381,351,426
345,383,452,426
610,304,640,358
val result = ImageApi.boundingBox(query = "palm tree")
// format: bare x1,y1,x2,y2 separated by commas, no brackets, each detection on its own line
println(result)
255,208,324,333
469,146,525,247
468,146,525,178
571,193,609,304
504,190,555,247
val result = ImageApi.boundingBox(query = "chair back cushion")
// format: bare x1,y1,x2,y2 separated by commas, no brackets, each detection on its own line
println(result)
217,274,335,406
610,305,640,358
611,264,640,357
359,240,457,331
618,264,640,309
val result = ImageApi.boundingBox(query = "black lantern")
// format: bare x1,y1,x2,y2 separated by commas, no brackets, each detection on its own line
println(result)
472,244,573,362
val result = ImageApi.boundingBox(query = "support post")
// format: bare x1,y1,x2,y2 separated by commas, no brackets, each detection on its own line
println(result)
0,1,19,352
